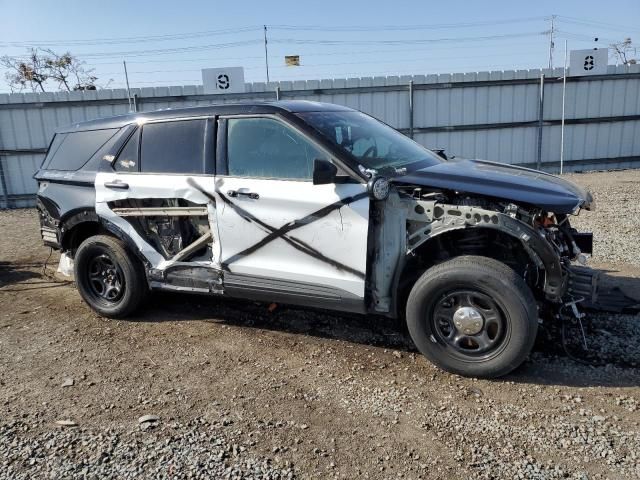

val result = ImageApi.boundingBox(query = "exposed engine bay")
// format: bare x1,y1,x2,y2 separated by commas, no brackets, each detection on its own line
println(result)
371,184,597,322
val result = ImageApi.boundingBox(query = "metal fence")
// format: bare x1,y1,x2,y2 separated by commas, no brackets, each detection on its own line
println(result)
1,64,640,208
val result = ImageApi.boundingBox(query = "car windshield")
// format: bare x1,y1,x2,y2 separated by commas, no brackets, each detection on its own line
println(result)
297,111,444,173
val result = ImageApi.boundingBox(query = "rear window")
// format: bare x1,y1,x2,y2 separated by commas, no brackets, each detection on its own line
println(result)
45,128,119,171
140,120,206,174
42,133,67,168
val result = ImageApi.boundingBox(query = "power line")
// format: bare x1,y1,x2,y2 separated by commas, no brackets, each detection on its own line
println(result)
556,16,640,35
556,30,619,44
270,32,544,46
269,16,547,31
93,40,545,65
1,15,630,64
9,14,631,89
2,33,544,63
98,49,543,76
0,17,547,48
2,39,264,60
0,26,262,47
87,55,267,66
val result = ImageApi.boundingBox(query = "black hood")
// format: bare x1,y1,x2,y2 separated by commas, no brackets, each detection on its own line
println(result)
393,159,594,213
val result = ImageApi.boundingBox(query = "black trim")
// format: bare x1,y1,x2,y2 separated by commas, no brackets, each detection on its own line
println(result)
224,272,366,314
98,217,151,269
215,118,228,176
59,209,101,250
205,117,216,175
106,124,140,173
0,148,48,155
33,169,97,186
60,208,100,229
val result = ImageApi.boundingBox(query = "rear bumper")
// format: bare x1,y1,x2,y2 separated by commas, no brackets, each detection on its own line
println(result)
36,197,61,249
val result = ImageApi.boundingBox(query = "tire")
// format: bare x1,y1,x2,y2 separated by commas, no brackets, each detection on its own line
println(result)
74,234,147,318
406,255,538,378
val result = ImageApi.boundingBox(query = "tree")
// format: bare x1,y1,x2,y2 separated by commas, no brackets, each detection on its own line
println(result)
1,49,49,92
0,48,99,93
610,38,637,65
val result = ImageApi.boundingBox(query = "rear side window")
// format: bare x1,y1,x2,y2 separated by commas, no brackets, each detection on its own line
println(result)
140,120,206,174
114,129,140,172
45,129,118,171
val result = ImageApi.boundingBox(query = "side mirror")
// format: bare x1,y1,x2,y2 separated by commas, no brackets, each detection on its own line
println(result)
433,148,448,160
312,159,338,185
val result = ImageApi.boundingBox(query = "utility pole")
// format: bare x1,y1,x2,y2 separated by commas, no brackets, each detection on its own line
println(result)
547,15,556,70
560,39,568,175
263,25,270,83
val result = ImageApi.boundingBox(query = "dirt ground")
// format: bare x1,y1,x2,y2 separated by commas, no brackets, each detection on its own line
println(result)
1,170,639,479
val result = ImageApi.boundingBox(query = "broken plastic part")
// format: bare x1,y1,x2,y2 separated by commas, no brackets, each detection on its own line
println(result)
57,253,74,277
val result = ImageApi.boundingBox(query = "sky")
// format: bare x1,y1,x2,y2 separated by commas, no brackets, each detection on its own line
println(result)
1,0,639,93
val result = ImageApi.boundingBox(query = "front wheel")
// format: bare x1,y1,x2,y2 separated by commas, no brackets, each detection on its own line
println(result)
74,235,147,318
406,256,538,378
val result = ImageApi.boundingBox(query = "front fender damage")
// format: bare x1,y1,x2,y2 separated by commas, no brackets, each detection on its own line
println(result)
405,201,566,301
370,194,571,316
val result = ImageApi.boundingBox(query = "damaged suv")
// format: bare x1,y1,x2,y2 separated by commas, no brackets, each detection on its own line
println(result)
35,101,595,378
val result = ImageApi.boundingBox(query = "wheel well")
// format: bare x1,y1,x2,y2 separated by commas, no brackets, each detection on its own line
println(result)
61,221,109,256
395,228,538,318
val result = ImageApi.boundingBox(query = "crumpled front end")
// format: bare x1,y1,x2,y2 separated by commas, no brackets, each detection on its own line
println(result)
387,183,597,308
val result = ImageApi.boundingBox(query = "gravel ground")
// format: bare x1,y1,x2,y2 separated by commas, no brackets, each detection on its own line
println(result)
565,170,640,266
0,419,294,479
1,170,640,479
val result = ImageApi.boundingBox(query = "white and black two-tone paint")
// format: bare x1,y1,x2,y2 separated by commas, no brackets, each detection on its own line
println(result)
35,100,601,379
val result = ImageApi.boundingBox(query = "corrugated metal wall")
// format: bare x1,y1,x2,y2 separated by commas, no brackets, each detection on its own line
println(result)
1,64,639,208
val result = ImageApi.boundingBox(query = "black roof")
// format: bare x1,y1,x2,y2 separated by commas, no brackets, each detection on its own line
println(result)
56,100,354,133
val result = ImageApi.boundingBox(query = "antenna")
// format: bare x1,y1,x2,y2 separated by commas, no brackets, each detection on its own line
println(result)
123,60,135,113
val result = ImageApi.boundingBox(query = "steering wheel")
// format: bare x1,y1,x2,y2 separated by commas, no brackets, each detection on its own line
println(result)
362,145,378,158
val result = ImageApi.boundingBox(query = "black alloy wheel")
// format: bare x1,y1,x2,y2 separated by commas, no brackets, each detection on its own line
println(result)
74,235,147,318
431,289,508,359
86,253,125,304
406,255,538,378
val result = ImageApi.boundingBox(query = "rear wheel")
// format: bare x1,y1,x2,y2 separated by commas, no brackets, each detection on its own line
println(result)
74,235,147,318
406,256,538,378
